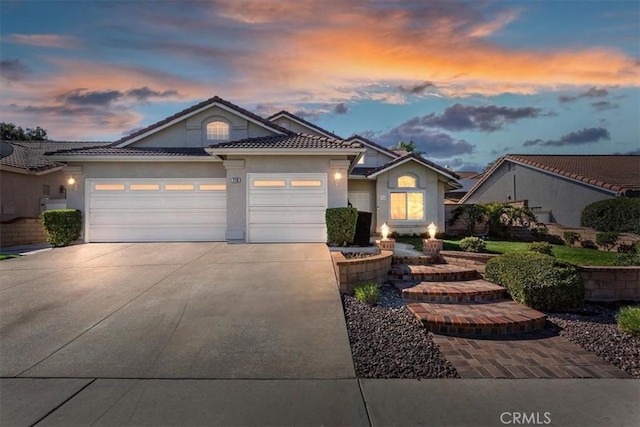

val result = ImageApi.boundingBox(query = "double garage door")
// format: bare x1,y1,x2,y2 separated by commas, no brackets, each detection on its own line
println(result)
86,174,328,243
87,179,227,242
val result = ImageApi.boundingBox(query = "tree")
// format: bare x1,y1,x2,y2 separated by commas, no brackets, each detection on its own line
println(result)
0,122,48,141
390,140,423,155
448,204,488,235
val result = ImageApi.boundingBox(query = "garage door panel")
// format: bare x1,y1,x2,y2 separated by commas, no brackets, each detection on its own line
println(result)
249,224,326,243
90,225,225,242
88,178,226,242
249,193,327,207
247,173,327,243
89,210,226,226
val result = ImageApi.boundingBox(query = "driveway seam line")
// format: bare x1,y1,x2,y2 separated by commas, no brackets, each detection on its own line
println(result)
15,262,188,377
31,378,96,427
357,379,374,427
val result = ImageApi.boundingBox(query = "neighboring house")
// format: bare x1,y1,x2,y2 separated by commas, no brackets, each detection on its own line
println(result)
42,96,459,243
445,171,482,203
0,141,110,222
460,154,640,227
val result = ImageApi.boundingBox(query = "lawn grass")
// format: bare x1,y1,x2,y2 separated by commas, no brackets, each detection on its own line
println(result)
395,236,619,266
0,254,19,261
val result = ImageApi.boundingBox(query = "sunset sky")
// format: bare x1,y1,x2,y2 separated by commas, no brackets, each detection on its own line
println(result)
1,0,638,171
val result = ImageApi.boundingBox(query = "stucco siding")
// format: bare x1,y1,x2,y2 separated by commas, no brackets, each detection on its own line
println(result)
272,117,328,137
130,105,278,148
0,170,68,221
359,147,395,168
374,162,443,235
465,161,614,227
348,179,377,233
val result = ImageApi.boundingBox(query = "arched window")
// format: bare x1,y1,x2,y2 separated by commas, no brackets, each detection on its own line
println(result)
397,175,416,188
206,121,229,141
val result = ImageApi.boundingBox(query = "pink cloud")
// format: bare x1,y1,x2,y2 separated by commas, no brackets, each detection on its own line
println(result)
6,33,82,49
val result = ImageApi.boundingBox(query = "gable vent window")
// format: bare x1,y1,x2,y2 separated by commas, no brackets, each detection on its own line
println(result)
42,184,51,196
206,121,229,141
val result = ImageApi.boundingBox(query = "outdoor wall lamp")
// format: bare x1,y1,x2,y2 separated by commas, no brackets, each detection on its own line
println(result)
333,171,342,181
67,176,78,191
427,222,438,240
381,222,390,240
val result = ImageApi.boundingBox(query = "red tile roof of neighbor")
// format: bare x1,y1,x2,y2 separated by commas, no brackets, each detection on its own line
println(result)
112,96,292,146
461,154,640,202
345,135,400,158
45,147,211,157
1,141,110,172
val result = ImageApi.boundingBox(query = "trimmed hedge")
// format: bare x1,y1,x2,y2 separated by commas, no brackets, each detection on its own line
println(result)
581,198,640,234
41,209,82,247
459,236,486,253
485,252,584,312
326,207,358,247
528,241,553,256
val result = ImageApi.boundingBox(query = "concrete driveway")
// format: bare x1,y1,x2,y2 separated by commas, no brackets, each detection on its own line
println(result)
0,243,355,379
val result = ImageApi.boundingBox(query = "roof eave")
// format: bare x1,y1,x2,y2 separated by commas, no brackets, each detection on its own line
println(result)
367,157,458,181
206,148,365,156
115,101,287,148
45,155,222,162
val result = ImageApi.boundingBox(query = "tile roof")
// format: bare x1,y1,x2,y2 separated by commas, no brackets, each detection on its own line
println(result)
351,167,380,176
367,152,460,180
267,110,342,139
345,135,400,158
112,96,292,146
45,146,211,157
461,154,640,202
1,141,110,172
210,133,363,150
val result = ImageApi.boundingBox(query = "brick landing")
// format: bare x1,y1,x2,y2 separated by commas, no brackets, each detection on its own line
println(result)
433,331,631,379
401,279,506,303
390,264,478,282
408,300,547,336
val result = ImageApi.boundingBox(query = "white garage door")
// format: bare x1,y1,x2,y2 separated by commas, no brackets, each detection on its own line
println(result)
248,173,327,243
87,178,226,242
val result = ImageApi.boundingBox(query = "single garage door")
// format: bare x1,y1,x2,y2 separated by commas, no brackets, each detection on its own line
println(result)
248,173,327,243
87,178,226,242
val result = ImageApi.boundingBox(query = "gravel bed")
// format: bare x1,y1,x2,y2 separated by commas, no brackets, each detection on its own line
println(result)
547,303,640,379
342,285,459,379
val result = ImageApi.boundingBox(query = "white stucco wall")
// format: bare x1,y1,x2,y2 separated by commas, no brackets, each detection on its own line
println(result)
374,162,445,235
348,179,377,233
0,170,68,221
465,161,615,227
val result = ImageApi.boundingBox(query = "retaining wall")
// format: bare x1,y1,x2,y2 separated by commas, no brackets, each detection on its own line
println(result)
1,217,48,248
331,250,393,294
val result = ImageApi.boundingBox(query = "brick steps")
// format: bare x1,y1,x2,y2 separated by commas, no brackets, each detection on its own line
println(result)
399,279,507,303
389,264,478,282
407,300,547,336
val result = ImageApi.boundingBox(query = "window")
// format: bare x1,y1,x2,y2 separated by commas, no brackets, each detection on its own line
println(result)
357,155,365,165
253,180,285,187
390,192,424,220
95,184,125,191
206,121,229,141
199,184,226,191
291,180,322,187
130,184,160,191
165,184,194,191
398,175,416,188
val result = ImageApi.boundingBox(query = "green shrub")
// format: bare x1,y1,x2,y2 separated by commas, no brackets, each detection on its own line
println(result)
325,207,357,247
448,204,488,235
563,231,580,246
354,282,380,305
41,209,82,247
581,198,640,234
528,241,554,256
530,224,549,241
616,306,640,335
485,252,584,311
459,236,486,253
615,243,640,266
596,232,620,251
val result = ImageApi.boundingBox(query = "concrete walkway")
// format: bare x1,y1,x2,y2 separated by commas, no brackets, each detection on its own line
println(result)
1,243,638,426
